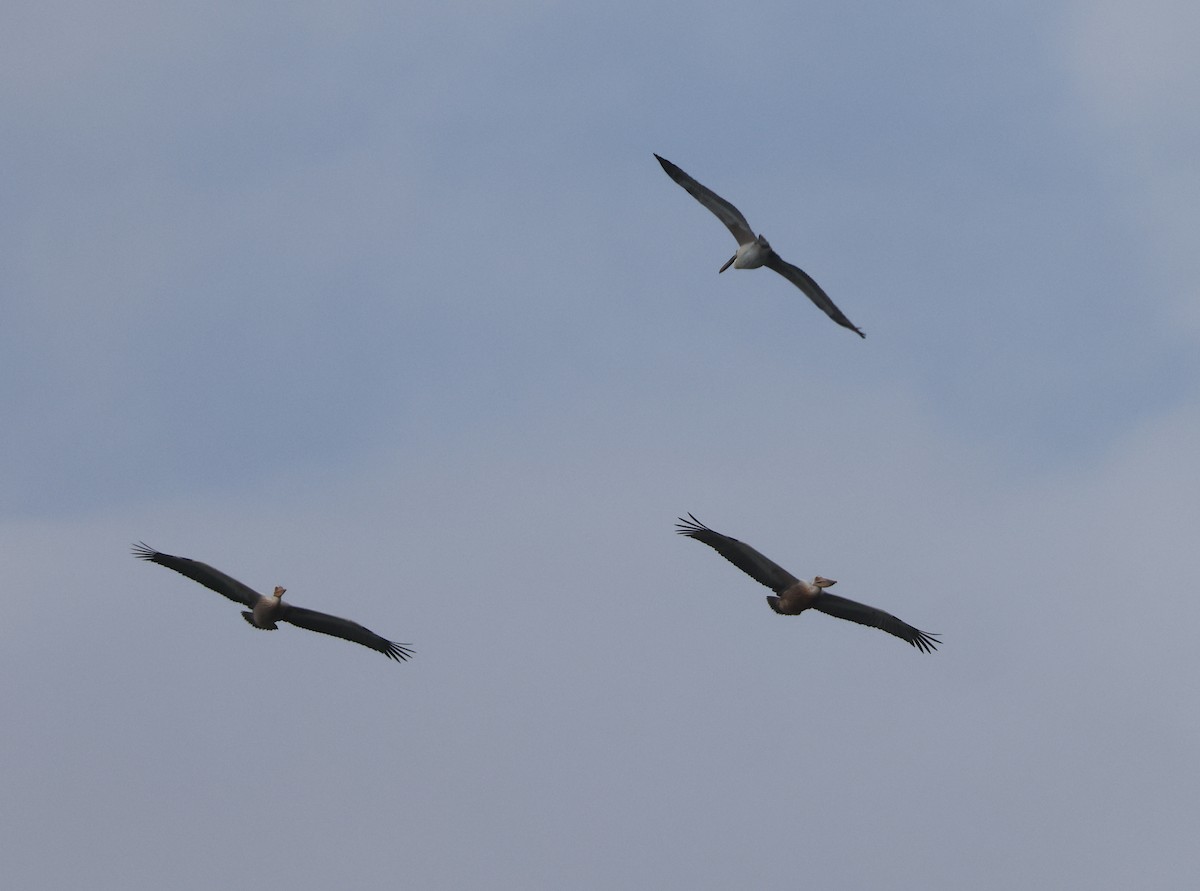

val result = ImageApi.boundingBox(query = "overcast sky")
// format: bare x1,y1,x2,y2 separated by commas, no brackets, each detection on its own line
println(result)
4,1,1199,888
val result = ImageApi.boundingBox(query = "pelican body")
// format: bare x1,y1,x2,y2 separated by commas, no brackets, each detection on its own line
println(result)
676,515,938,652
765,574,839,615
249,586,288,628
655,153,865,338
720,236,772,273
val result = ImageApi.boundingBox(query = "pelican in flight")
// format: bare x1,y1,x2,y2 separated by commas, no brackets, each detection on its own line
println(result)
655,154,864,338
132,543,414,662
676,515,938,652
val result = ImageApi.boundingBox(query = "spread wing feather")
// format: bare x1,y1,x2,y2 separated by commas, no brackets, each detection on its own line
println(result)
811,592,940,653
763,252,864,338
280,606,414,662
655,154,756,246
675,514,800,594
132,542,262,608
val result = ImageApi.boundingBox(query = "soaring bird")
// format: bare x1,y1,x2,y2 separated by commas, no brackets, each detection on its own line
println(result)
655,153,864,338
132,543,413,661
676,515,938,652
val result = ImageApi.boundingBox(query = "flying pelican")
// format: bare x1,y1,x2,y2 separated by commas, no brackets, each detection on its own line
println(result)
676,515,938,652
655,154,864,338
132,543,414,661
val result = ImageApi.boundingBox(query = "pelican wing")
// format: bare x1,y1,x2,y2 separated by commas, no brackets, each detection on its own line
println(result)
280,605,414,662
676,514,800,594
132,542,262,608
655,154,756,246
811,592,940,653
762,252,864,338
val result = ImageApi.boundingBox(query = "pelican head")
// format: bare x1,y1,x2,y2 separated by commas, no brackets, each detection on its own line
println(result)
813,576,837,588
273,586,286,599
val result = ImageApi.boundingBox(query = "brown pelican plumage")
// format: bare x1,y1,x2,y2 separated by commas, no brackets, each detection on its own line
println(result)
655,154,864,338
676,515,938,652
132,543,413,662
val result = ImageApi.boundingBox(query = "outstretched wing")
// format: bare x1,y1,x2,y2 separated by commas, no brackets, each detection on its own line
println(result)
280,605,414,662
675,514,800,594
655,154,756,246
132,542,263,608
763,252,864,338
811,592,940,652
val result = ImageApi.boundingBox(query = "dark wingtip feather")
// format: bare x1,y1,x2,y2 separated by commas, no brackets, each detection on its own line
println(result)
654,153,685,182
384,641,416,662
131,542,157,561
910,631,941,654
675,513,709,537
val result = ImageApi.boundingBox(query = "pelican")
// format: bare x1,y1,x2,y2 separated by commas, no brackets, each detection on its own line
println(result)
132,543,414,661
676,515,938,652
655,154,864,338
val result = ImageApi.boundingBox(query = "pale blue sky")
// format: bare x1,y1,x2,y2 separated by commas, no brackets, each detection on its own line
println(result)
3,2,1199,888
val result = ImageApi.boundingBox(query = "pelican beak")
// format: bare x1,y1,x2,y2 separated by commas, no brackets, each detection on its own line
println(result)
813,577,837,588
719,253,737,273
